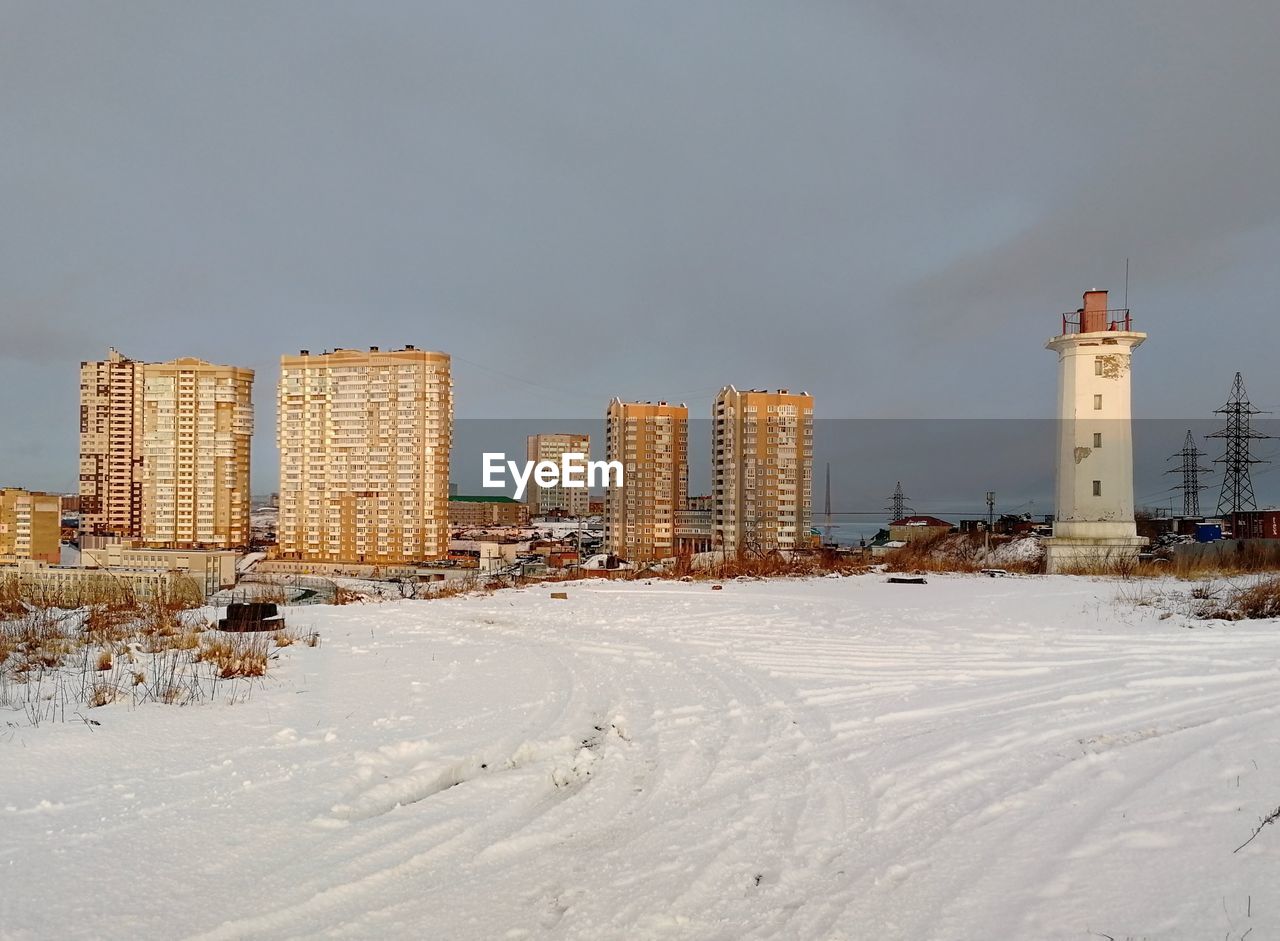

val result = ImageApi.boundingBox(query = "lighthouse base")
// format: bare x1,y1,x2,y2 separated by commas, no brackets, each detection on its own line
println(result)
1043,535,1148,574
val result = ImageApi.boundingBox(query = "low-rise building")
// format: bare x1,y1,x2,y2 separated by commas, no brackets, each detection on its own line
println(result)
1,559,204,605
675,507,713,555
449,495,529,527
80,543,238,598
0,488,61,564
889,516,954,544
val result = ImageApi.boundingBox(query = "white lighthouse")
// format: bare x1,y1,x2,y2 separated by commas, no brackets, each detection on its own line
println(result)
1044,289,1148,573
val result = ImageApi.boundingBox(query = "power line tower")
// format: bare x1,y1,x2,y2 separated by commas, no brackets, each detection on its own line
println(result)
1209,372,1271,517
1165,429,1212,518
823,463,833,545
886,481,911,522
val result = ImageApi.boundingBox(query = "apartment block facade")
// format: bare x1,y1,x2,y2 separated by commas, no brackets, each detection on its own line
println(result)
604,399,688,561
142,358,254,548
526,433,591,517
79,350,254,549
79,348,144,538
277,347,452,564
712,387,814,554
0,488,61,564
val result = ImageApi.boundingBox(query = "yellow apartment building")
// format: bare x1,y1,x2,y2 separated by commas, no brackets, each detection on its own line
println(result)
604,399,688,561
526,433,591,517
277,346,452,564
141,358,255,548
79,348,145,538
712,387,814,555
0,488,61,564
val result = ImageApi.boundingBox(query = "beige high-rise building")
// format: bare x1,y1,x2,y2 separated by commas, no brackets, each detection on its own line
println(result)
141,358,255,549
604,400,688,561
0,488,61,564
277,346,452,564
526,433,591,517
79,348,145,538
80,350,253,549
712,387,814,555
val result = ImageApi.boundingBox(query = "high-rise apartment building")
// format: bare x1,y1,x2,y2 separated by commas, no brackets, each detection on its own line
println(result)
141,358,254,549
712,387,814,554
0,488,61,564
79,348,144,538
277,346,452,564
604,399,688,561
526,433,591,517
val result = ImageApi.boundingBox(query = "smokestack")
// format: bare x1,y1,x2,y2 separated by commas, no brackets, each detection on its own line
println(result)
1081,290,1108,333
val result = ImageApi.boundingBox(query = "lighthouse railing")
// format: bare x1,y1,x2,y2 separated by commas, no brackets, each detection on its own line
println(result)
1061,309,1132,334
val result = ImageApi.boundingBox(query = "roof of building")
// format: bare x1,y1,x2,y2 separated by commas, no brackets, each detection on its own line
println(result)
450,495,522,504
890,515,954,528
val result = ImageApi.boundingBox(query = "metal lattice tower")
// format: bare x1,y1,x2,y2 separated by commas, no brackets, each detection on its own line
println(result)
1165,429,1212,518
887,481,911,522
823,463,833,543
1208,372,1271,516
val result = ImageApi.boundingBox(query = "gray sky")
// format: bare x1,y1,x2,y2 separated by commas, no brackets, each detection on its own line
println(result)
3,0,1279,501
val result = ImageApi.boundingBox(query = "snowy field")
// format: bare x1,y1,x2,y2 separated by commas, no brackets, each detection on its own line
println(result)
3,575,1278,940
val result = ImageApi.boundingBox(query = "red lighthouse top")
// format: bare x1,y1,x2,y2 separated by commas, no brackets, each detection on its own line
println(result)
1061,289,1132,335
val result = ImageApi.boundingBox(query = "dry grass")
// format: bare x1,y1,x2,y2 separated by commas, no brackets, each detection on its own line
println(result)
1,588,313,724
1062,542,1280,580
88,682,118,708
698,550,868,580
332,586,361,605
1194,576,1280,621
196,635,270,678
883,533,1043,575
0,576,25,618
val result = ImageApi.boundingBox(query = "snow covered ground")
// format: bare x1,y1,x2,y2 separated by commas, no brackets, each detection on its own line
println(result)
3,574,1278,939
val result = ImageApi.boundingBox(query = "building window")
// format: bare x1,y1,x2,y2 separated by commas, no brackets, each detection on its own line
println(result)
1093,394,1103,410
1095,358,1104,376
1093,480,1102,497
1093,432,1102,448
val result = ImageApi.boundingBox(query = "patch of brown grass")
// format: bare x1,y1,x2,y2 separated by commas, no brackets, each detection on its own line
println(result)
332,586,361,605
88,683,118,707
95,649,113,672
883,533,1043,575
196,635,270,678
1197,576,1280,620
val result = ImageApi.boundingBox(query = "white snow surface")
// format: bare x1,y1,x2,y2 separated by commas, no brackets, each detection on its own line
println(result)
3,574,1279,939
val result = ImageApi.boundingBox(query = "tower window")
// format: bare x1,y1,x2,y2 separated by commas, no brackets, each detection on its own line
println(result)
1093,480,1102,497
1095,358,1104,376
1093,394,1103,410
1093,432,1103,448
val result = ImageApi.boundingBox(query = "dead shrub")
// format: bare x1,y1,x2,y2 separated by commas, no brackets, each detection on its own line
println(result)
197,636,269,679
1199,576,1280,621
883,533,1043,575
332,586,360,605
88,683,118,707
